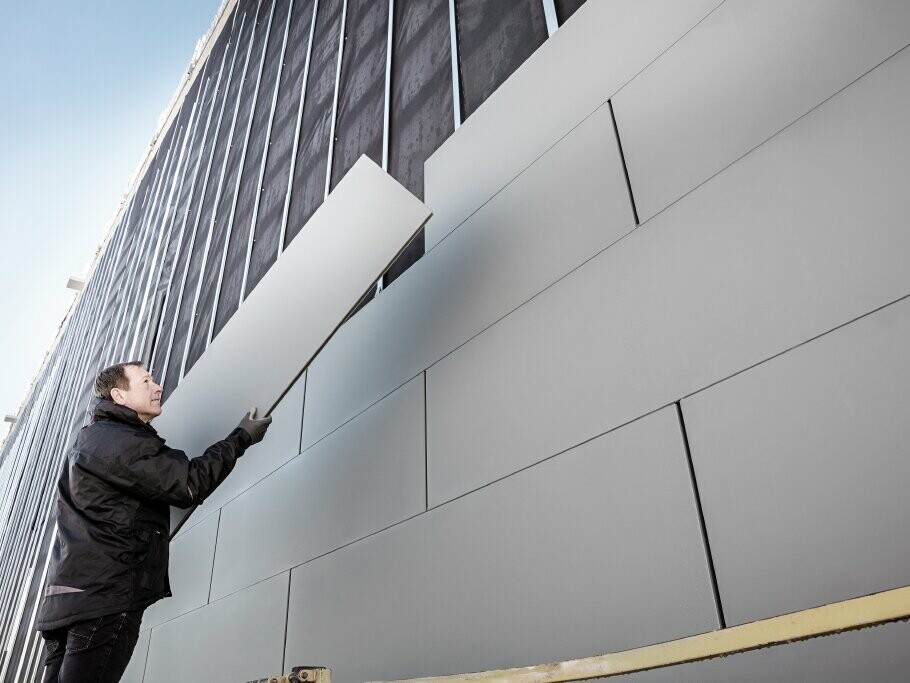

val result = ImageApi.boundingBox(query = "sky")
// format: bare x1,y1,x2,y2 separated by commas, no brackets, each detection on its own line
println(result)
0,1,222,442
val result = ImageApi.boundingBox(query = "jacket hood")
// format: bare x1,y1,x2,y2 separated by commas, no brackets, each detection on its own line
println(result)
90,398,158,434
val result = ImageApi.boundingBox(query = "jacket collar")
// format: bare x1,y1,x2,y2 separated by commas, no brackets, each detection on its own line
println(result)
91,398,158,434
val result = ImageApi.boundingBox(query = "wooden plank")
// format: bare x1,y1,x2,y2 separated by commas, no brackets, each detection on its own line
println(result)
372,586,910,682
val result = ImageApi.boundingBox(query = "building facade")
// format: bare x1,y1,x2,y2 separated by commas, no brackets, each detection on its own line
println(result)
2,1,910,681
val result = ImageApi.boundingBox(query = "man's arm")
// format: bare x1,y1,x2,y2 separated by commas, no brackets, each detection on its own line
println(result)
74,409,272,508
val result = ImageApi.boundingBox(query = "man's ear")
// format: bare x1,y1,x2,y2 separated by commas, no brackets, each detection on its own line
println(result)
110,387,125,405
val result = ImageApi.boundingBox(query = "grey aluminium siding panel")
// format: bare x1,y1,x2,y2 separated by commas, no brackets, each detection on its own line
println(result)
141,511,220,631
245,0,317,295
158,157,430,535
207,0,286,348
142,572,288,683
611,619,910,682
285,407,717,683
302,102,633,451
120,629,150,683
453,0,548,120
681,295,910,627
328,0,388,191
174,369,306,538
424,45,910,505
611,0,910,222
210,373,424,600
422,0,722,250
284,0,343,245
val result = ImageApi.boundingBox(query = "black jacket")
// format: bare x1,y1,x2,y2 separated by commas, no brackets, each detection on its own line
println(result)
35,399,251,631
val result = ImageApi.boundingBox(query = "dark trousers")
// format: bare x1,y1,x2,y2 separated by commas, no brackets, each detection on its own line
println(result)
41,610,143,683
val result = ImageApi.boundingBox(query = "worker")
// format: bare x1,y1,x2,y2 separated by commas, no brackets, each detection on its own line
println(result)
34,360,272,682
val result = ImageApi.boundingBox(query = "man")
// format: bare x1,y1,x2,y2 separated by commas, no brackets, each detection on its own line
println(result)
34,361,272,682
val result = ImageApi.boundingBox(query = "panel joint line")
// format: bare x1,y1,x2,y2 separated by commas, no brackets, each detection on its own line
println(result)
607,98,640,226
676,401,726,629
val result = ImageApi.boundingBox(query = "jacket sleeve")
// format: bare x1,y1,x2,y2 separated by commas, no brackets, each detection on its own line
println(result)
74,428,253,508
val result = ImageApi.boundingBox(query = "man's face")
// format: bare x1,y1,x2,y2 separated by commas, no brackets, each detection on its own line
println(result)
110,365,163,423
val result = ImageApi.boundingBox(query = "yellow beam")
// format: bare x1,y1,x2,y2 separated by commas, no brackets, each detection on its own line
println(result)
373,585,910,683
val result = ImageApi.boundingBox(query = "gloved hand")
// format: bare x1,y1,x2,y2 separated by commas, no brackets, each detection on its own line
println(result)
238,406,272,445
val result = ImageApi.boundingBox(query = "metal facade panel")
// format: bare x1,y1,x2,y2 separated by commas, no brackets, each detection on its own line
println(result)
285,407,717,683
611,0,910,222
388,0,453,200
141,512,219,631
681,296,910,627
328,0,388,190
454,0,548,120
610,619,910,682
173,369,306,538
246,0,318,294
423,0,721,249
209,0,287,346
119,629,150,683
285,0,343,244
424,46,910,504
210,373,425,600
155,157,428,528
142,572,288,683
302,103,633,450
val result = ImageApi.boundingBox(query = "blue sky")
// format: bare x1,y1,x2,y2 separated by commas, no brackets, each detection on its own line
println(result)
0,1,221,441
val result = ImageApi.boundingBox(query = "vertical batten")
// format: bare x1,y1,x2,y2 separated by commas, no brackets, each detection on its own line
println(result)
448,0,461,128
381,0,394,171
324,0,349,199
542,0,558,36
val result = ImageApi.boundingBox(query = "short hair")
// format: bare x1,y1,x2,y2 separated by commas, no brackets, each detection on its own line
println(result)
93,361,145,400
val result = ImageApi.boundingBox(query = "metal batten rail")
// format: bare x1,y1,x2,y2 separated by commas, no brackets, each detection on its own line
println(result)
541,0,558,37
448,0,461,129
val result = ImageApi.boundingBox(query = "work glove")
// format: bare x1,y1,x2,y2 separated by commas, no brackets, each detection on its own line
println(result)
238,406,272,445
